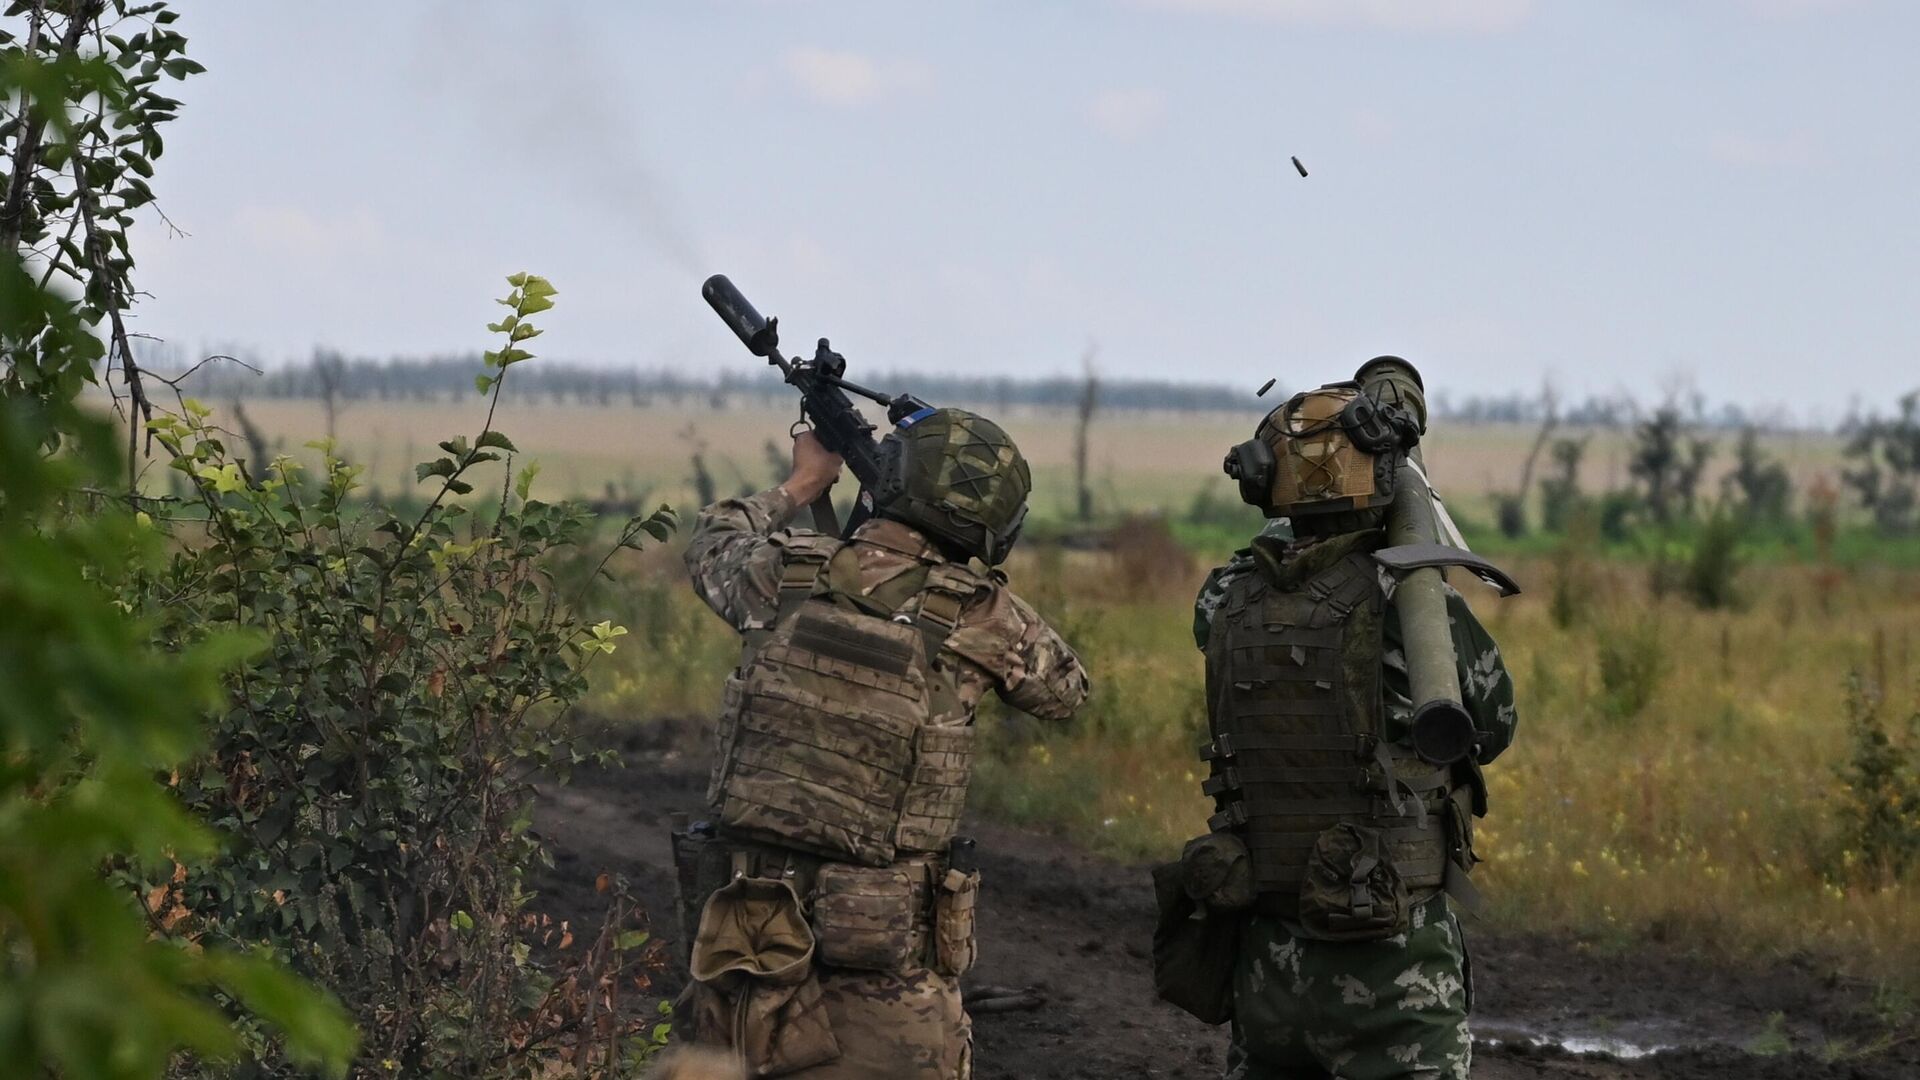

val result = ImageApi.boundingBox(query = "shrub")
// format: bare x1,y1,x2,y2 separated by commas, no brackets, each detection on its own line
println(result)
136,277,677,1076
1596,615,1666,723
3,10,353,1075
1548,510,1599,629
1683,511,1746,610
1836,676,1920,879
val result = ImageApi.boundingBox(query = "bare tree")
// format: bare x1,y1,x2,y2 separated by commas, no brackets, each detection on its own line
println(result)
313,349,348,442
1073,343,1099,524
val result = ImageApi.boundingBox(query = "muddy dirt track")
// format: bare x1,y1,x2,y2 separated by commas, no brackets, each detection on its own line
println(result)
532,724,1918,1080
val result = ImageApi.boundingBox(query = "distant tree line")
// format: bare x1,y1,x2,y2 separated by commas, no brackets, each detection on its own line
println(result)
140,348,1840,430
148,349,1263,414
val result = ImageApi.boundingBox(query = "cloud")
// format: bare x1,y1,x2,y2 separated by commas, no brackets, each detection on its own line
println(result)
1706,131,1814,168
1087,88,1168,140
782,47,932,107
1132,0,1533,33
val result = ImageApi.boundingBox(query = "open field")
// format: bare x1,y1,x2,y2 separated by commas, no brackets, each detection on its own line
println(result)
178,392,1920,1000
581,524,1920,1005
178,396,1851,526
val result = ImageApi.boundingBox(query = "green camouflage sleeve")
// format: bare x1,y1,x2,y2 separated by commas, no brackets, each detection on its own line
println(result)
1192,520,1293,649
1448,590,1517,764
1385,590,1518,765
1193,555,1252,650
682,486,802,633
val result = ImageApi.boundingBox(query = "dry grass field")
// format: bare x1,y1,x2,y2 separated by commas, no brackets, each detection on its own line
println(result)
185,397,1847,525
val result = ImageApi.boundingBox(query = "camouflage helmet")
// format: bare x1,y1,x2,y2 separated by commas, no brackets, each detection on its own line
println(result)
1222,366,1423,522
868,407,1031,564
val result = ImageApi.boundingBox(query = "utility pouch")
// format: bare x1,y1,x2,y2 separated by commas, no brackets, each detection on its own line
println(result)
1179,832,1253,912
1150,857,1239,1025
932,867,981,977
1298,822,1411,941
809,862,928,974
687,875,839,1076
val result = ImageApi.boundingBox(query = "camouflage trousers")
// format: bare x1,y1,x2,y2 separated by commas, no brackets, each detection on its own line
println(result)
1225,898,1472,1080
684,965,970,1080
786,966,969,1080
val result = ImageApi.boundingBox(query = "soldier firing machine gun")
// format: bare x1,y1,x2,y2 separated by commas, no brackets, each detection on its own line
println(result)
703,273,930,535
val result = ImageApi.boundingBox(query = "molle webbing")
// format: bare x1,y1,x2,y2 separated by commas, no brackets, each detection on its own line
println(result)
1202,542,1464,907
715,538,980,865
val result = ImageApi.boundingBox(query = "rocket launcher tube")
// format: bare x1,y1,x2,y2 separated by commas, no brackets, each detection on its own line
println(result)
1385,450,1478,765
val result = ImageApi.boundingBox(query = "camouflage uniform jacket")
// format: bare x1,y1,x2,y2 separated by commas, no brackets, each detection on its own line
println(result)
685,486,1090,726
1192,522,1517,764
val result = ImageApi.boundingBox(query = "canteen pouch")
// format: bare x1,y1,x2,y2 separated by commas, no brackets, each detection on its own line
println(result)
1298,822,1411,941
687,876,840,1076
810,862,928,974
933,867,981,977
1150,857,1240,1025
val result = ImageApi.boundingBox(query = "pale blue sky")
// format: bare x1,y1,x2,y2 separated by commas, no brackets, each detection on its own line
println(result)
133,1,1915,419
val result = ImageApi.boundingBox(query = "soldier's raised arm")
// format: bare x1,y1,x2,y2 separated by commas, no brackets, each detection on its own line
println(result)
946,589,1089,722
682,432,842,633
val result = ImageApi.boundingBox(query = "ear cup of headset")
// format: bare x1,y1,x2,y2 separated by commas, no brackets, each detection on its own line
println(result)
1223,438,1277,510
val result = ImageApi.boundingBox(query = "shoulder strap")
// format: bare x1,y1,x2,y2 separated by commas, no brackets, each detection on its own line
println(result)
915,563,981,661
771,533,839,623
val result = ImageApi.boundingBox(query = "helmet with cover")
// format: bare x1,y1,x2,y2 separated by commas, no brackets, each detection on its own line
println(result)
1222,359,1425,535
869,407,1031,565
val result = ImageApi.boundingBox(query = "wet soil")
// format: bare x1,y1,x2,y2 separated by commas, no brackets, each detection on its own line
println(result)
531,722,1918,1079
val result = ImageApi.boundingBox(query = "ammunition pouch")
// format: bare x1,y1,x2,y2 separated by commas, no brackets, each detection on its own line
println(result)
673,826,977,979
810,861,931,974
932,867,981,978
1297,822,1411,941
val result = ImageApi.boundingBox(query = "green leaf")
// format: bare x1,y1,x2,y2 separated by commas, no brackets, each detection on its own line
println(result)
415,458,457,482
206,950,358,1078
516,294,554,316
514,461,542,501
475,374,494,394
614,930,650,951
476,431,516,452
446,479,474,496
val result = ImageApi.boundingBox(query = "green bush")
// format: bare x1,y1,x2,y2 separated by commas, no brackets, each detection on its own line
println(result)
1596,615,1666,723
136,277,676,1076
1836,676,1920,879
1682,511,1746,610
4,8,354,1074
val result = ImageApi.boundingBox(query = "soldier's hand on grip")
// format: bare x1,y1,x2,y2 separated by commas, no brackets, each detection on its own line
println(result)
781,430,845,506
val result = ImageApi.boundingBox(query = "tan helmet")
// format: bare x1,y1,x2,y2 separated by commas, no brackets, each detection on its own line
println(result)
1223,372,1422,520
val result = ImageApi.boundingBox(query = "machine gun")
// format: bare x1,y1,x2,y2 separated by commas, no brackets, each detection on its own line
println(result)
702,274,929,535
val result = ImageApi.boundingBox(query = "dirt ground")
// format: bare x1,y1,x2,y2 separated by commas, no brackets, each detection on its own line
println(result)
532,722,1918,1080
